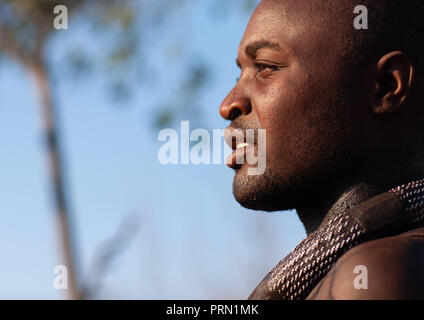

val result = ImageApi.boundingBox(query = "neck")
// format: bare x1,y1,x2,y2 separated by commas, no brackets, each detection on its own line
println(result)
296,172,421,235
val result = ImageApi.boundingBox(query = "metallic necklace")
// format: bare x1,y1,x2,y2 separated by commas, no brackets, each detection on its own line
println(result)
248,179,424,300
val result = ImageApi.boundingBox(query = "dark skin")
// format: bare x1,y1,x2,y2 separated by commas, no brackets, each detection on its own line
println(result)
220,0,424,299
306,232,424,300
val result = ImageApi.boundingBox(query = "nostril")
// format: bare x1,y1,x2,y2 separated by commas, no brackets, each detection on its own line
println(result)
229,108,242,121
220,96,251,120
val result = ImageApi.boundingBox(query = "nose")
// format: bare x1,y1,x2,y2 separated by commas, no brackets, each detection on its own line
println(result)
219,94,251,121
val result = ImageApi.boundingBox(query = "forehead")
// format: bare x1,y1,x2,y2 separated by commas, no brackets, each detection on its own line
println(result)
238,0,352,59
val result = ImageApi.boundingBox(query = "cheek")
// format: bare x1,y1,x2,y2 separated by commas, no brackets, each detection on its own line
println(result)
253,76,301,129
251,71,347,172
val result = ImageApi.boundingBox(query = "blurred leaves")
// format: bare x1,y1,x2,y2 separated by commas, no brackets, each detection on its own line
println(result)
240,0,259,13
0,0,85,63
153,60,211,128
0,0,141,94
65,49,93,78
208,0,258,20
0,0,258,124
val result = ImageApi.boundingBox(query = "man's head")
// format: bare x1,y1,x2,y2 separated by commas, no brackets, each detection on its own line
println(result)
220,0,423,212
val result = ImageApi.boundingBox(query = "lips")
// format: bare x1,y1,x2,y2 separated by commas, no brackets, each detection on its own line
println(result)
224,126,253,169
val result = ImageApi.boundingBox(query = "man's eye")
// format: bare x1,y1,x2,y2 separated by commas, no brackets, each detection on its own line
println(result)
255,63,280,72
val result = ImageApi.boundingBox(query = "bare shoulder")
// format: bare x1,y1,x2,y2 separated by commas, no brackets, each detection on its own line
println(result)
306,228,424,300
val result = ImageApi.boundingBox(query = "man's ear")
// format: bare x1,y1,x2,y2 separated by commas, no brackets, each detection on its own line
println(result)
373,51,414,115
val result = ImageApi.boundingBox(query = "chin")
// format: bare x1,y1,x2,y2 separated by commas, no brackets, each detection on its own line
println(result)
232,164,298,212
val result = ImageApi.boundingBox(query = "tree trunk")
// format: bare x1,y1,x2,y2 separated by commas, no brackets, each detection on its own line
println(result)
29,59,81,300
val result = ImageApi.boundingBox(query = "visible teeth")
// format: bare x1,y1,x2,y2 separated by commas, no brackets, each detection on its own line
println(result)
236,142,249,149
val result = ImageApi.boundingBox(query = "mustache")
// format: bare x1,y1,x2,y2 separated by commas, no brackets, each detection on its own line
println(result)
227,119,261,145
230,118,260,131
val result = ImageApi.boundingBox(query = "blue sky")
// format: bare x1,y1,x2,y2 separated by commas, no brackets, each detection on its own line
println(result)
0,0,306,299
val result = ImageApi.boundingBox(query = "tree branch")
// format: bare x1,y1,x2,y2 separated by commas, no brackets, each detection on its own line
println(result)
0,22,32,66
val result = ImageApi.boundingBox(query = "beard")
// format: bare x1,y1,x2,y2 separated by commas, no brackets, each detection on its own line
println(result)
232,161,302,212
232,137,360,212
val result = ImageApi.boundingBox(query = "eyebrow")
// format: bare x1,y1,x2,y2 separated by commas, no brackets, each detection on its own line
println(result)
246,40,283,58
236,40,283,68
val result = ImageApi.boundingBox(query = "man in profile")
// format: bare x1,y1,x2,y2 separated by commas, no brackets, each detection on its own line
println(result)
220,0,424,299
